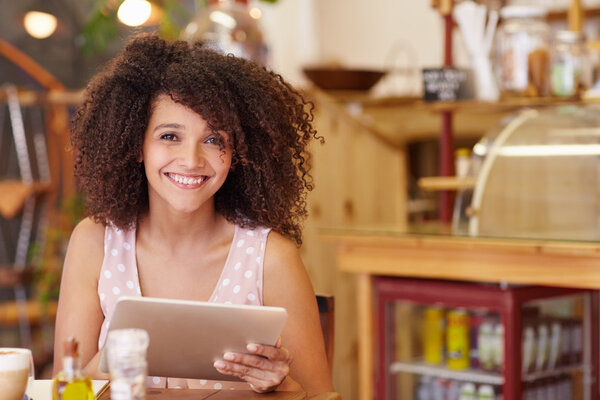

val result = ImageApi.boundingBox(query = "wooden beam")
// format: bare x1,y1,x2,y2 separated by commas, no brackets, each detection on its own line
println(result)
0,38,64,90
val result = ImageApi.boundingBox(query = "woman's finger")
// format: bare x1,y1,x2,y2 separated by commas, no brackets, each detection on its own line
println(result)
246,343,291,362
213,358,286,385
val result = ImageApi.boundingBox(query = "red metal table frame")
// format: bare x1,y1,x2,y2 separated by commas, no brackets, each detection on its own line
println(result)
374,277,599,400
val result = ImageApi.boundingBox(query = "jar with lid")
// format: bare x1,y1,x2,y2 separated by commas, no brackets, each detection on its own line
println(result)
496,6,551,97
550,30,592,97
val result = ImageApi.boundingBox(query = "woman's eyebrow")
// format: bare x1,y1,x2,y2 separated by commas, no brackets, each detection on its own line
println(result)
153,123,184,132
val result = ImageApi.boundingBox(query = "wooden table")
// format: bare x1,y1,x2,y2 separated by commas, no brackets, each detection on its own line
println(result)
324,229,600,400
97,388,341,400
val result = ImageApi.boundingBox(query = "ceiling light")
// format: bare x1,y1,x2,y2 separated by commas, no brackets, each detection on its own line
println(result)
24,11,57,39
117,0,152,27
249,8,262,19
209,10,237,29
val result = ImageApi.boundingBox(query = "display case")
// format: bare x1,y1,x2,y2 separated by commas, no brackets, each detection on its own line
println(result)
455,105,600,241
374,277,597,400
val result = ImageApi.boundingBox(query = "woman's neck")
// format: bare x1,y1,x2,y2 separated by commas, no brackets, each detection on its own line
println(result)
138,201,230,253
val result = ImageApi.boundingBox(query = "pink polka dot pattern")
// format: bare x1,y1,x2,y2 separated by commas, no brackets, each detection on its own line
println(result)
97,224,270,390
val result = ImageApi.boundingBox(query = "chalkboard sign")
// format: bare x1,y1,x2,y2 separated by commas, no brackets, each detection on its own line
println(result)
422,68,473,102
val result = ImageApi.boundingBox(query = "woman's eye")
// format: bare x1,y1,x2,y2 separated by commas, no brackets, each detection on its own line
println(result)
205,136,219,145
160,133,177,141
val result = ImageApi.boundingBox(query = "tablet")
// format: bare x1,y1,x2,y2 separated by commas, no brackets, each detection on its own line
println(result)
98,296,288,381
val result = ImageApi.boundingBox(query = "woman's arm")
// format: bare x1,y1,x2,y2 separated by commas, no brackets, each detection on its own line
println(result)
53,217,108,378
212,232,334,392
262,232,334,392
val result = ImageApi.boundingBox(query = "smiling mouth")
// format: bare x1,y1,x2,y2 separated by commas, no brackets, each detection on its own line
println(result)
165,172,207,186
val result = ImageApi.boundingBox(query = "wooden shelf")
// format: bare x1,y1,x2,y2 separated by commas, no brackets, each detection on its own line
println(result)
390,360,586,384
390,361,503,385
0,300,57,325
0,180,51,219
547,6,600,21
523,364,586,382
418,176,476,191
0,88,83,106
0,266,35,287
308,88,600,147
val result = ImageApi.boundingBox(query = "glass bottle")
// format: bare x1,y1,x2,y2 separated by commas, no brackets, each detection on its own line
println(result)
52,337,95,400
181,0,268,65
496,6,551,97
550,30,591,97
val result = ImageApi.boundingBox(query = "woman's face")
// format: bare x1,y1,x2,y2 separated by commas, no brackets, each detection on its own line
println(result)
142,94,232,215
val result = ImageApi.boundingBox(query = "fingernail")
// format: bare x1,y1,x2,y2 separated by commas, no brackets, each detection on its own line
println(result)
214,360,226,369
247,344,258,352
224,352,234,361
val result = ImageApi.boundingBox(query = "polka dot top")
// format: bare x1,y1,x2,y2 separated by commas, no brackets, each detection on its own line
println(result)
97,223,271,389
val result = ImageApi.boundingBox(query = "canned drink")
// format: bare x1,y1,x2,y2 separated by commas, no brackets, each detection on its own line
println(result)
458,382,476,400
478,321,494,370
477,384,496,400
535,322,549,371
415,375,433,400
492,323,504,371
548,321,561,369
424,307,445,365
432,378,451,400
446,309,470,370
522,325,536,373
469,311,487,368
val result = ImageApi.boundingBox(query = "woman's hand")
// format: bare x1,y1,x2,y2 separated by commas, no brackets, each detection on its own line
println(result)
213,337,292,393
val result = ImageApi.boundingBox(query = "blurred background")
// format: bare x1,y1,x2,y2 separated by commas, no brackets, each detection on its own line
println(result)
4,1,600,400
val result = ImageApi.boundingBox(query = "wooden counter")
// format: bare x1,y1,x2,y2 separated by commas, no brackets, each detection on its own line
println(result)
98,388,341,400
323,229,600,400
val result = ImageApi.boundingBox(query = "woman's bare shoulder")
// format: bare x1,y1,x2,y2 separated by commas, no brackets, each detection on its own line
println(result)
263,231,313,303
263,231,301,271
70,216,105,245
64,217,106,275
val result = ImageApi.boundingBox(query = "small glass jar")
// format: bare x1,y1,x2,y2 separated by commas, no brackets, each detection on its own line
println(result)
550,30,592,97
107,329,149,400
496,6,551,97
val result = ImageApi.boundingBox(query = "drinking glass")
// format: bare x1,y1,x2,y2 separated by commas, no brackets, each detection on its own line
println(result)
0,348,34,400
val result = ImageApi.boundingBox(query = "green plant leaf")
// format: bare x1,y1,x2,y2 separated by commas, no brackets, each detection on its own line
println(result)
79,2,119,57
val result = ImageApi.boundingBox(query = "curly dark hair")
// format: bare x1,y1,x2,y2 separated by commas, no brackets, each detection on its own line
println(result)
71,34,320,245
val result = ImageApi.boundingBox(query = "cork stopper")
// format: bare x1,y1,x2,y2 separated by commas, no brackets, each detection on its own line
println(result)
64,337,79,358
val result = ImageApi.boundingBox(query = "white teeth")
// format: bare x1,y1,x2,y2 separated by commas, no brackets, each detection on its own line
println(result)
169,173,203,185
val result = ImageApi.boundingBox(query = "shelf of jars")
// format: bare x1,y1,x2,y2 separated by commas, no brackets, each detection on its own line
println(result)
374,277,596,400
308,88,600,149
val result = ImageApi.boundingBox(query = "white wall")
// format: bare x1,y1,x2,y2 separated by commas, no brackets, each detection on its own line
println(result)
256,0,469,95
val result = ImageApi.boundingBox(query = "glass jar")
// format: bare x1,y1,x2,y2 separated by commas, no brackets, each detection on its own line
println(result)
496,6,551,97
550,30,592,97
107,329,149,400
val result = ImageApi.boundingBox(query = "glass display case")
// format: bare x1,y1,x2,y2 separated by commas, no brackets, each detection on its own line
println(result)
374,277,596,400
453,105,600,240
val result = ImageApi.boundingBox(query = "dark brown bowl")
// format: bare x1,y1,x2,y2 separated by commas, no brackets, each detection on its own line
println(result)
302,67,386,91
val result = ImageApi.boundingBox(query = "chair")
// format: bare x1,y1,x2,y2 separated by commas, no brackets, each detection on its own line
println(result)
316,295,334,372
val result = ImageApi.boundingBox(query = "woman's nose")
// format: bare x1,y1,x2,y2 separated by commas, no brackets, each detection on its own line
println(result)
178,144,205,167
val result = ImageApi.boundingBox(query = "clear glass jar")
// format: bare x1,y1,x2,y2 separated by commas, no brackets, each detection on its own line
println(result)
496,6,551,97
107,329,149,400
550,30,592,97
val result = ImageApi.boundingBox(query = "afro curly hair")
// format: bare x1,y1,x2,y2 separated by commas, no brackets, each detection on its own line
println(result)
71,34,320,245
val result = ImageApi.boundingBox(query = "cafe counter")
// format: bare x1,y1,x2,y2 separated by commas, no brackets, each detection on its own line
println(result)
322,227,600,400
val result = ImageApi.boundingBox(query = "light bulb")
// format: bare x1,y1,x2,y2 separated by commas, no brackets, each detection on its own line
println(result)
249,8,262,19
24,11,57,39
117,0,152,27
